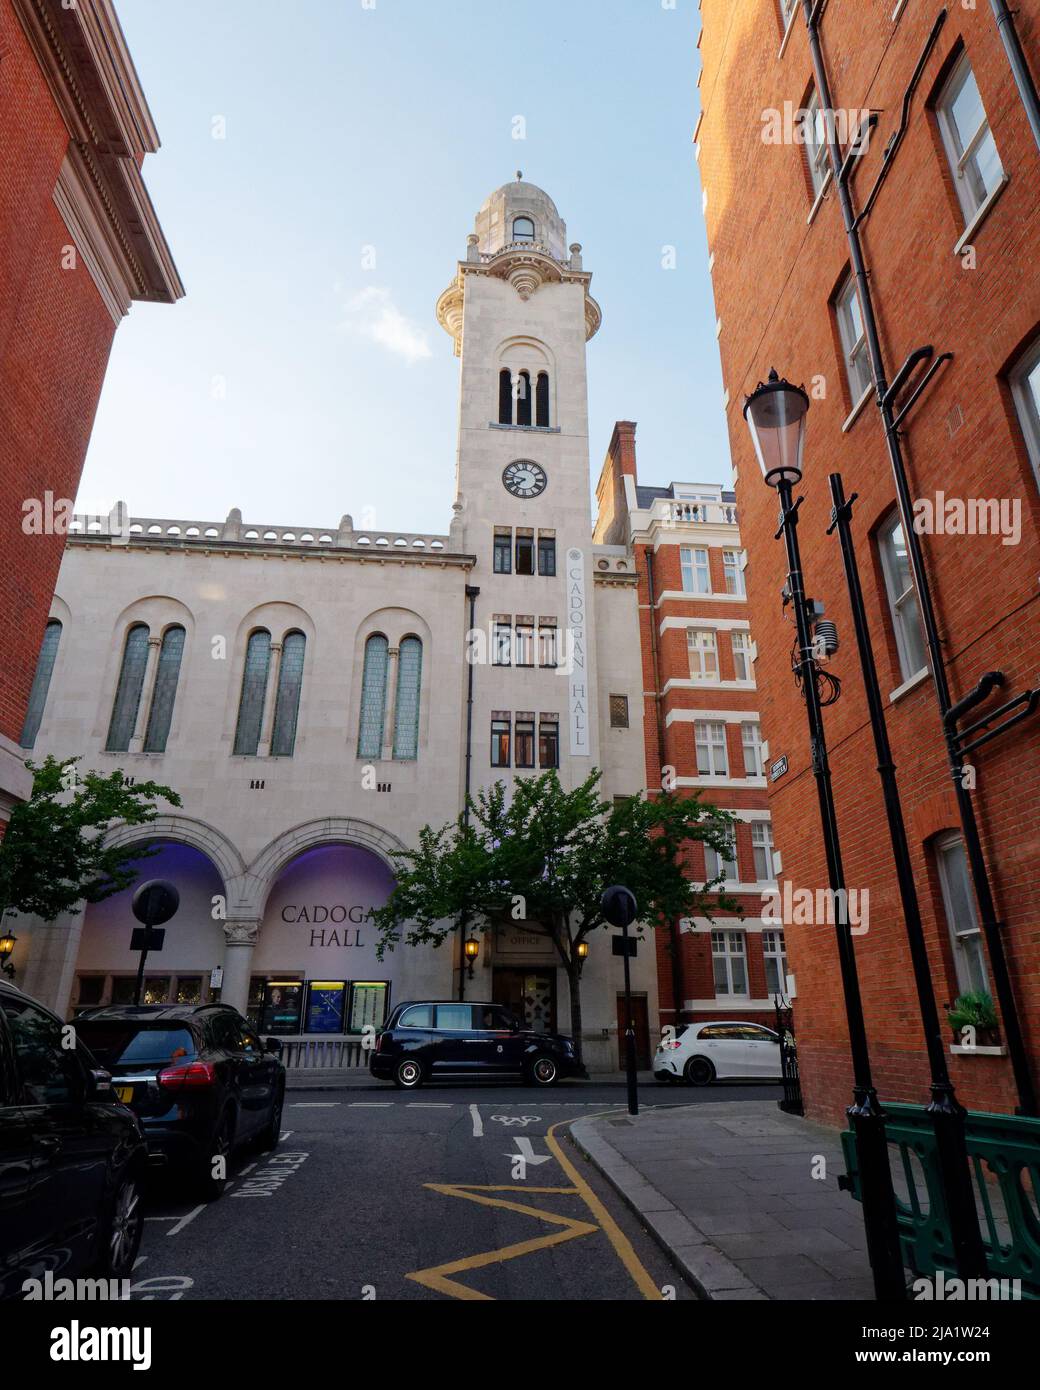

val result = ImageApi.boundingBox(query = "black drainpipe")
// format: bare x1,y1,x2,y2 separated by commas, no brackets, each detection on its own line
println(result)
991,0,1040,155
800,0,1036,1114
459,583,480,1001
645,548,684,1024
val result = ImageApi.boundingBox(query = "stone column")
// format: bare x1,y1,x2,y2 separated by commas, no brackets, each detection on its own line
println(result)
381,645,400,761
129,636,163,753
221,920,259,1015
257,640,283,757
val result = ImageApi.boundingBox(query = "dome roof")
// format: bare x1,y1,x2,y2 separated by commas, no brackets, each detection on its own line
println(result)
473,174,568,262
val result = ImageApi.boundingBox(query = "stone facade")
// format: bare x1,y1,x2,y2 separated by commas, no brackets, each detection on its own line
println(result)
11,180,657,1072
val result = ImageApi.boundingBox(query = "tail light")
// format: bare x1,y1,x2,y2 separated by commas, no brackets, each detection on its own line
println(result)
375,1031,388,1054
660,1040,682,1051
158,1060,217,1090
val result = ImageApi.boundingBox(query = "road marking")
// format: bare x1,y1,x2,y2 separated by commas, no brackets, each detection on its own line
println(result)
405,1185,597,1300
490,1114,540,1126
290,1102,340,1108
163,1204,205,1236
506,1136,551,1166
348,1102,392,1107
470,1104,483,1137
546,1115,662,1301
408,1103,452,1108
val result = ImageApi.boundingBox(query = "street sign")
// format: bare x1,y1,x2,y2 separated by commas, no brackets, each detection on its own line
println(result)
130,927,165,952
601,884,637,928
611,935,638,957
770,754,789,782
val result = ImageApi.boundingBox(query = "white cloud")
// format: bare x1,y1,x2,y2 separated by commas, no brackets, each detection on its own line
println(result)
339,286,432,365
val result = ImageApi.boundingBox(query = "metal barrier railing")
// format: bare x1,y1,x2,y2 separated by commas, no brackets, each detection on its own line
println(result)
840,1101,1040,1296
278,1037,368,1070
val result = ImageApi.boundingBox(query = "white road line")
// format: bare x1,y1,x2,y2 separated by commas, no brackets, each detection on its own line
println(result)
349,1102,392,1107
166,1204,205,1236
407,1103,451,1107
290,1102,340,1108
238,1162,258,1177
470,1103,483,1137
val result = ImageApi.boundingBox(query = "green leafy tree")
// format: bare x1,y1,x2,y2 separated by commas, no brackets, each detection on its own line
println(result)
0,755,181,922
372,769,740,1068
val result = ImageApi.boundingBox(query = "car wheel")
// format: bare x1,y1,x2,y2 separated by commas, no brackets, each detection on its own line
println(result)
527,1055,559,1087
393,1057,424,1090
257,1083,285,1152
684,1056,715,1087
94,1168,144,1279
196,1109,234,1201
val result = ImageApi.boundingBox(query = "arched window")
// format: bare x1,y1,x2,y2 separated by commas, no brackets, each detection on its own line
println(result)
271,631,306,757
517,370,532,427
106,624,150,752
20,619,62,749
358,634,389,758
513,217,535,242
143,625,186,754
393,637,423,760
234,629,271,756
536,371,550,427
499,368,513,425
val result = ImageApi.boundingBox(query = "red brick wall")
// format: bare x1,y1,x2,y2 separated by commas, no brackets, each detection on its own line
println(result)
0,3,117,747
697,0,1040,1121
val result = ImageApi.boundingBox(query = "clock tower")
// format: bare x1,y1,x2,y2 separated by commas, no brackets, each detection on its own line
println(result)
437,175,603,793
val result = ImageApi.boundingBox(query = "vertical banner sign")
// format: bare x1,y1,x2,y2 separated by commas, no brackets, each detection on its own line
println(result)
567,547,589,756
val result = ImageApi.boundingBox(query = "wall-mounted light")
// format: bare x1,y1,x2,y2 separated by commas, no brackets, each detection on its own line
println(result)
463,937,480,979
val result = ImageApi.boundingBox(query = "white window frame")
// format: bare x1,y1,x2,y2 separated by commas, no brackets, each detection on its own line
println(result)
1010,335,1040,493
752,821,775,882
936,56,1005,227
836,277,872,408
695,720,729,777
742,721,764,778
935,833,989,997
763,929,788,996
878,512,928,683
705,842,738,885
712,930,749,999
723,549,745,596
492,622,512,667
731,631,753,682
804,86,831,201
680,546,712,595
687,628,719,681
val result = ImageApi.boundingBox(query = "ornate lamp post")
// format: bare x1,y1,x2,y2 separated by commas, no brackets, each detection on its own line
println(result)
0,928,17,980
463,937,480,981
744,370,906,1302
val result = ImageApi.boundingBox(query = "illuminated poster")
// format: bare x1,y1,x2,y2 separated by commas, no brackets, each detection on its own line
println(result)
306,981,346,1034
259,980,303,1035
348,982,388,1033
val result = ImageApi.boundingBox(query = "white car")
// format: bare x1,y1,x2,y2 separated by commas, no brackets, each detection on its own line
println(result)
654,1020,784,1086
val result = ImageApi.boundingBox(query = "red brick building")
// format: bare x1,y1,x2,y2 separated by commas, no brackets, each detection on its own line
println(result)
595,422,783,1036
696,0,1040,1121
0,0,182,832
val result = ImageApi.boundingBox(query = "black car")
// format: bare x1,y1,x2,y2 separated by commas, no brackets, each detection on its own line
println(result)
370,1001,581,1088
75,1004,286,1200
0,980,148,1301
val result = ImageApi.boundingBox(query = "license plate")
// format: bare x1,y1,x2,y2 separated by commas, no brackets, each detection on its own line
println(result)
115,1085,134,1103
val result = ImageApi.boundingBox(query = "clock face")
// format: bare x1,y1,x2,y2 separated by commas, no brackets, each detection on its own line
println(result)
502,460,547,499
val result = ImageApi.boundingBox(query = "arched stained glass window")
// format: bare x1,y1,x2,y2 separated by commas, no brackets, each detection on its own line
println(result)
20,619,62,749
234,629,271,756
393,637,422,761
271,631,306,757
536,371,550,427
358,634,389,758
143,626,186,754
106,624,150,752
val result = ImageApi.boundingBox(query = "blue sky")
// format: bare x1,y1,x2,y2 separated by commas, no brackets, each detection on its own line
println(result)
78,0,727,533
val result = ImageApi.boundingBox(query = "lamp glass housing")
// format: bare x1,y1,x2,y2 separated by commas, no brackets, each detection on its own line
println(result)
0,932,15,957
463,938,480,960
743,371,810,488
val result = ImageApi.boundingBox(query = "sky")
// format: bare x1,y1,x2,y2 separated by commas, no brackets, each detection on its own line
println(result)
77,0,727,535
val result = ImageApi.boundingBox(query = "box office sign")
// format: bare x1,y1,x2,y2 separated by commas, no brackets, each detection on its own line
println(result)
495,926,559,965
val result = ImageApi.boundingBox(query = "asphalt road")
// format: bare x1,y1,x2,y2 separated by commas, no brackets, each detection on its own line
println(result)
128,1082,782,1302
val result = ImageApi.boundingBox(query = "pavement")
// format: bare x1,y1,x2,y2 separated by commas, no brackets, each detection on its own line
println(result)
569,1099,875,1301
125,1083,779,1301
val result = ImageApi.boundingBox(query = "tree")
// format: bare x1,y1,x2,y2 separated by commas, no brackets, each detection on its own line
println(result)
0,755,181,922
371,769,741,1068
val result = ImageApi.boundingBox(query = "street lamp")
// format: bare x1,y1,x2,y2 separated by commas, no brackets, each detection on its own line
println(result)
744,370,906,1302
575,940,589,975
463,937,480,980
0,929,17,980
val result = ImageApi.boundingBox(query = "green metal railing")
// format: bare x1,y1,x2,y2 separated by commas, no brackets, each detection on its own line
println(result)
841,1102,1040,1296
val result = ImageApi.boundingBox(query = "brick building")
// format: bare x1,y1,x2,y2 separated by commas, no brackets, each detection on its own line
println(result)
0,0,181,832
595,422,784,1038
696,0,1040,1121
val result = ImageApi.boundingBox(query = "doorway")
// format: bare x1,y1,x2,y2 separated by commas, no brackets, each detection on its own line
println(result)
616,993,651,1069
493,968,557,1033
